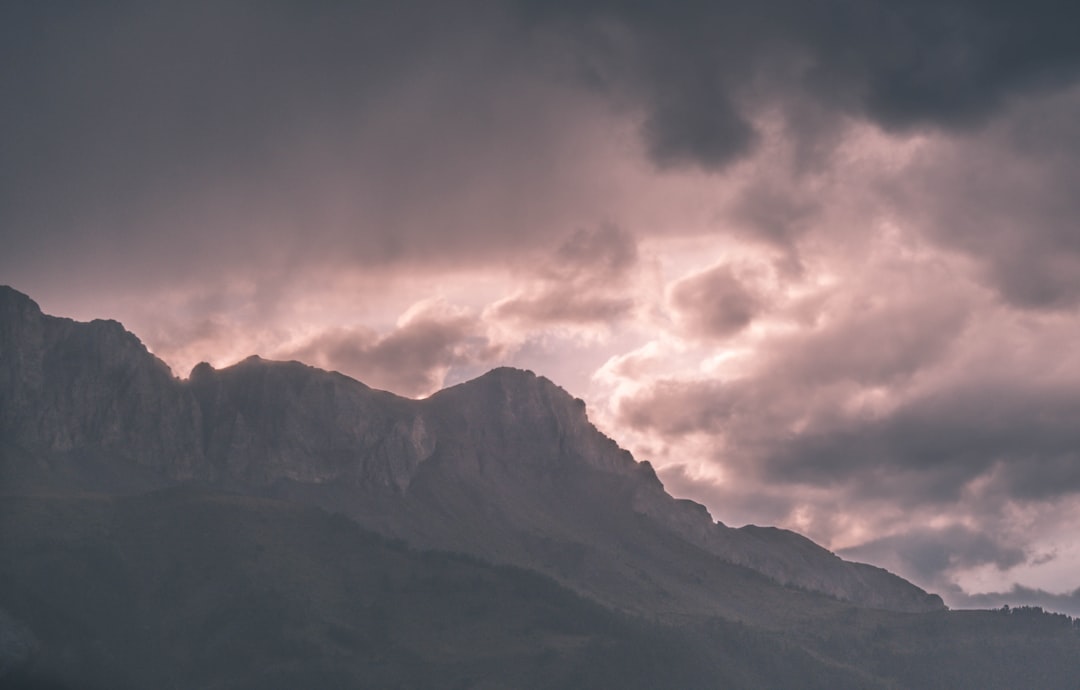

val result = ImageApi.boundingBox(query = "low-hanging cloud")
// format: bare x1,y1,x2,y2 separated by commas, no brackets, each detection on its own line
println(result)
838,526,1028,589
669,264,761,339
492,225,640,327
619,340,1080,506
282,300,503,397
605,243,1080,606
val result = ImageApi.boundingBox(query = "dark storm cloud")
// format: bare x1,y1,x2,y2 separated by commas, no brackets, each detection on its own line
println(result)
669,264,761,339
6,0,1080,211
0,0,614,293
2,2,425,220
283,303,501,397
780,380,1080,500
623,371,1080,507
838,525,1026,585
528,0,1080,169
493,225,639,325
893,87,1080,309
7,0,1080,294
642,69,758,170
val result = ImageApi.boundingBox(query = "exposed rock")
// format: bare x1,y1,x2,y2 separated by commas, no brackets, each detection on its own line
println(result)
0,287,203,485
189,356,432,489
0,285,944,616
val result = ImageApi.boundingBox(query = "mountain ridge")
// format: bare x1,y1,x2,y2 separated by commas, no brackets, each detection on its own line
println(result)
0,285,942,616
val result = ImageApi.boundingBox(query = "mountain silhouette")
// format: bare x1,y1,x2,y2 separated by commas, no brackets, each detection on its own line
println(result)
0,285,939,616
2,285,1079,689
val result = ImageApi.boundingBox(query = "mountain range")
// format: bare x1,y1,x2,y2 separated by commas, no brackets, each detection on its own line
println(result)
2,284,1078,689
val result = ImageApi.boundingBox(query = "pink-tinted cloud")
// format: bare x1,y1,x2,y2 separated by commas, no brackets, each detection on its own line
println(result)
492,225,640,326
7,0,1080,613
888,86,1080,309
669,264,761,339
281,300,503,398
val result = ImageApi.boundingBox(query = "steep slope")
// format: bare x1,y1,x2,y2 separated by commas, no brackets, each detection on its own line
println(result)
0,284,939,618
2,489,1078,690
188,356,430,489
3,488,879,690
419,369,942,613
0,287,202,489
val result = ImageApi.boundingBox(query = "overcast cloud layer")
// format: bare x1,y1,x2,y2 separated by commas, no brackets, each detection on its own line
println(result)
4,0,1080,614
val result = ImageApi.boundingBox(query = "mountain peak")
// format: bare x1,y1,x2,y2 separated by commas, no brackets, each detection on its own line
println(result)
463,365,551,391
189,361,215,380
1,291,947,615
436,366,585,413
0,285,42,320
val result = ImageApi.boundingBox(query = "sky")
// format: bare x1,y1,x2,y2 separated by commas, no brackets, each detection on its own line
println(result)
4,0,1080,615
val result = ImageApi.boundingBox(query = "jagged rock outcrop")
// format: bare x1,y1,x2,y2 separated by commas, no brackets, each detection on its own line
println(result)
0,285,944,616
419,368,941,613
423,367,638,477
0,287,202,484
189,357,433,489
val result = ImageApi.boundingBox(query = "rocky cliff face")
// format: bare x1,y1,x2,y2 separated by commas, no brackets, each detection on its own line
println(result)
189,357,433,489
0,287,202,483
0,286,943,615
420,369,941,613
423,367,638,477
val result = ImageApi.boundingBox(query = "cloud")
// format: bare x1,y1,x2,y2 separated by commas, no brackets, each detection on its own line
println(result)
492,225,639,326
495,291,634,326
282,299,502,397
619,335,1080,507
601,234,1080,597
669,264,762,339
8,1,1080,315
0,1,637,296
618,254,974,446
888,86,1080,309
838,526,1027,588
528,0,1080,170
618,378,737,438
7,0,1080,606
643,71,758,170
726,180,822,251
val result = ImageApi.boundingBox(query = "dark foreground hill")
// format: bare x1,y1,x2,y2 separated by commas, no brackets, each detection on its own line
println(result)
2,488,1079,690
0,489,885,689
2,285,1080,688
